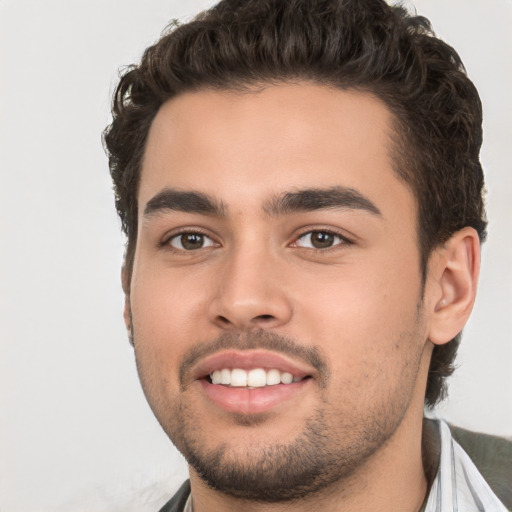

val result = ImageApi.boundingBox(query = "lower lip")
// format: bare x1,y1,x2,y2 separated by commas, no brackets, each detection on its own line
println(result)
199,379,310,415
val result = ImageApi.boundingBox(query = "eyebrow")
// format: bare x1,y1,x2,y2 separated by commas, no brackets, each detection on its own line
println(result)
143,189,226,217
143,186,381,219
263,187,381,216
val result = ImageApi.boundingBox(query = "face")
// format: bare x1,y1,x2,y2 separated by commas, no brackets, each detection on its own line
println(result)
128,84,432,501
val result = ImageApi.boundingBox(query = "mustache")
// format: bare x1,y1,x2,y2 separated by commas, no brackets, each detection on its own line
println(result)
179,330,330,389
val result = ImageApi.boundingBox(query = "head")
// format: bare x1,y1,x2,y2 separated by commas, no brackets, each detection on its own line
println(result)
105,0,486,408
104,0,486,501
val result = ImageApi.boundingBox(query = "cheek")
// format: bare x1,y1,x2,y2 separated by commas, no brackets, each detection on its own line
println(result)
131,266,209,339
129,274,196,389
295,252,424,371
297,271,426,425
129,277,189,422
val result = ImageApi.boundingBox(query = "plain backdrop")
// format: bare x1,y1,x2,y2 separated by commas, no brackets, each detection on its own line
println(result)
1,1,511,511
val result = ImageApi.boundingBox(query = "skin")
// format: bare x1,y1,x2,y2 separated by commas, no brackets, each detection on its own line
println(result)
125,84,480,511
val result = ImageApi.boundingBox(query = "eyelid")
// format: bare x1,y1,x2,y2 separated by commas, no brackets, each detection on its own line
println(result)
160,227,220,250
158,226,353,251
290,227,354,249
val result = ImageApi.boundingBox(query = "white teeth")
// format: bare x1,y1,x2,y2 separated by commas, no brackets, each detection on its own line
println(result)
220,368,231,385
231,368,247,387
266,369,281,386
209,368,303,387
280,372,293,384
247,368,267,387
211,370,222,384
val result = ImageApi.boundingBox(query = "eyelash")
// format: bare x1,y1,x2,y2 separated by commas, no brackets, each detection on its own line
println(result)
292,229,352,250
161,227,353,253
161,229,217,251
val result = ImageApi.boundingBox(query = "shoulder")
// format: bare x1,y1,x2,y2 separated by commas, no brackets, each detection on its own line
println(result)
449,424,512,509
157,480,191,512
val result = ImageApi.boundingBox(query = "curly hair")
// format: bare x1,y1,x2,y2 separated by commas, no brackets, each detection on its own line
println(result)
103,0,487,407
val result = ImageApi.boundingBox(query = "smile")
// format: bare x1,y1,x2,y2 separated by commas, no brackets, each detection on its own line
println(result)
191,350,316,414
209,368,303,387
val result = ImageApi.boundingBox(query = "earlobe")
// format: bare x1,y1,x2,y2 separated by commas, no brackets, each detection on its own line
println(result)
428,227,480,346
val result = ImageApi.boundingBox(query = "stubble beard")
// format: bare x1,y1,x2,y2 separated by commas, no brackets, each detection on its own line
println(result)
170,397,409,503
134,327,426,503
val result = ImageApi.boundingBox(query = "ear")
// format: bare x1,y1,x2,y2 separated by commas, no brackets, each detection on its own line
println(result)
427,227,481,346
121,264,134,346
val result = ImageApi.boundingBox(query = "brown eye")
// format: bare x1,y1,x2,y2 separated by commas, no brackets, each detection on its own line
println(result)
169,232,215,250
295,231,344,249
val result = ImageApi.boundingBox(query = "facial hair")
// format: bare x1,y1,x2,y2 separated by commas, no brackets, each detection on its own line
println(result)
134,327,426,503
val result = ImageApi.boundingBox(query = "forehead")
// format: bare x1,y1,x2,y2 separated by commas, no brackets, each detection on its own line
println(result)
139,83,414,220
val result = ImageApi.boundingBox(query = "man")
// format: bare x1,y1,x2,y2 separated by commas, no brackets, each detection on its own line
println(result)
103,0,511,510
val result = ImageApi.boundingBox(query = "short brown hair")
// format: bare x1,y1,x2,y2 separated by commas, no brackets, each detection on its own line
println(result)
103,0,487,406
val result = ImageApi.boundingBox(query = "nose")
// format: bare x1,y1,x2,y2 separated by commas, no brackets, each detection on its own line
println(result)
208,245,293,331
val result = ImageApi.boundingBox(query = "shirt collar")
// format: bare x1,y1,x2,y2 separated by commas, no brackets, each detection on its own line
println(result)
423,418,507,511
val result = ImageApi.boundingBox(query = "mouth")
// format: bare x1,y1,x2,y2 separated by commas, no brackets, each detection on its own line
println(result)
191,350,315,414
208,367,308,387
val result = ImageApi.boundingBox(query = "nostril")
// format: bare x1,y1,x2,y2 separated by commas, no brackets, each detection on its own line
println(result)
254,314,275,322
214,313,276,329
217,315,232,326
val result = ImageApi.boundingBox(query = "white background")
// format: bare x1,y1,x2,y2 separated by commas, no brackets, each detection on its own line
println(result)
1,1,511,511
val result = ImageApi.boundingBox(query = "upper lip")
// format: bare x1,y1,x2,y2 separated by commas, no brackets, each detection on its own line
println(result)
190,350,316,381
